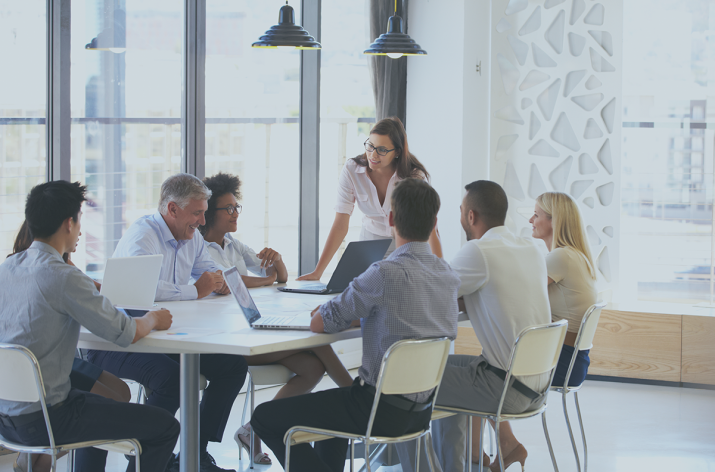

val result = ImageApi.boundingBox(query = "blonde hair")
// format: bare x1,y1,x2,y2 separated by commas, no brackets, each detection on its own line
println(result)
536,192,596,279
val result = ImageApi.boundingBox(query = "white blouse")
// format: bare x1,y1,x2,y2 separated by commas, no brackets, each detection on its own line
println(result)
334,159,403,238
204,233,267,277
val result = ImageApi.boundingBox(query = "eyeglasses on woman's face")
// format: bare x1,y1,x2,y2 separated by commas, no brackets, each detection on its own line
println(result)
216,204,242,216
364,139,396,157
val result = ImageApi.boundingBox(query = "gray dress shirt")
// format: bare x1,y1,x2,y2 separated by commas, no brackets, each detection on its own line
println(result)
320,241,460,402
0,242,136,416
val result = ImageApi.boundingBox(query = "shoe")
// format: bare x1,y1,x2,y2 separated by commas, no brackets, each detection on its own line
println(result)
234,425,272,465
200,450,236,472
13,453,28,472
489,444,527,472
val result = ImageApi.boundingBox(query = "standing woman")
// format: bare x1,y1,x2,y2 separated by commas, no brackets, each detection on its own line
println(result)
298,117,442,281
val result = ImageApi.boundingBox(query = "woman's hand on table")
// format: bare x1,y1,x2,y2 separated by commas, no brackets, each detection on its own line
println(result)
297,270,322,281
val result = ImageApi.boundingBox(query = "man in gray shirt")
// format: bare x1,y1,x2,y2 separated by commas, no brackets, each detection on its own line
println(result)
0,181,179,472
252,179,461,472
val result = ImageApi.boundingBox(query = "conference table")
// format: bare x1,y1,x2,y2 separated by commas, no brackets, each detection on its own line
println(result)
78,281,360,472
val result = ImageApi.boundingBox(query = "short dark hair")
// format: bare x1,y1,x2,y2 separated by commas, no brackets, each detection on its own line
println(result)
391,179,440,241
201,172,242,235
25,181,87,239
463,180,508,227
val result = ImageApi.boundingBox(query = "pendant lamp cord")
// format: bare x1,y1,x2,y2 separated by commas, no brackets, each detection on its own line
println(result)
394,0,397,15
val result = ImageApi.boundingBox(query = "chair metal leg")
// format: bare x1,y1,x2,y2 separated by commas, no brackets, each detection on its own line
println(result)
249,378,255,469
415,433,421,471
466,415,473,472
350,439,355,472
478,418,485,472
50,452,56,472
562,392,581,472
28,454,33,472
488,420,494,457
425,432,437,472
284,433,292,472
574,392,588,472
364,441,372,472
542,411,560,472
495,421,505,472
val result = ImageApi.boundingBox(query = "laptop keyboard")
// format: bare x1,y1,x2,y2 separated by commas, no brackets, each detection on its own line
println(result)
259,316,292,326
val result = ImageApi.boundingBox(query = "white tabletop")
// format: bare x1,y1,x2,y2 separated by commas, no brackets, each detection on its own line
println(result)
78,282,361,356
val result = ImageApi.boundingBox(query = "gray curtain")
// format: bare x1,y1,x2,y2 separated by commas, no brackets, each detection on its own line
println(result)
368,0,408,125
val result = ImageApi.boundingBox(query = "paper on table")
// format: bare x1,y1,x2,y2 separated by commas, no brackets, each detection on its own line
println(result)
253,296,318,314
146,327,223,340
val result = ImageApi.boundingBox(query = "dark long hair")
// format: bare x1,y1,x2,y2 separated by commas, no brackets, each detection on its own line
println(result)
9,220,32,258
352,117,430,181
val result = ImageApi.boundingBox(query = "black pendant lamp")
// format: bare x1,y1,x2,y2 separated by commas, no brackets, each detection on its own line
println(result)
364,0,426,59
252,1,321,50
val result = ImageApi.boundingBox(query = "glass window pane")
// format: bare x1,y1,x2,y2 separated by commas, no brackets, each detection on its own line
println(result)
318,1,375,275
622,0,715,303
0,1,47,256
70,0,183,276
204,1,302,275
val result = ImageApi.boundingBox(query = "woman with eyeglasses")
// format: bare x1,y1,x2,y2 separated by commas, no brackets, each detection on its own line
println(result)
200,172,288,288
298,116,442,281
200,172,354,466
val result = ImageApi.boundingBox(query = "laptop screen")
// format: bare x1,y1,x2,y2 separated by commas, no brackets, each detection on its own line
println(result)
224,266,261,325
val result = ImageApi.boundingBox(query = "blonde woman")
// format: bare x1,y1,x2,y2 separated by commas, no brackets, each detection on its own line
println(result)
529,191,598,388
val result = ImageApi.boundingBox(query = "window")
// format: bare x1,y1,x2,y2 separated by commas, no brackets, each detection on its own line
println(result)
204,0,302,275
0,1,46,256
70,0,183,276
620,0,715,304
318,0,376,274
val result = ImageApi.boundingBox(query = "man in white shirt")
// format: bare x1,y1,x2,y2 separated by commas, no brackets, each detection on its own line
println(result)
400,180,551,472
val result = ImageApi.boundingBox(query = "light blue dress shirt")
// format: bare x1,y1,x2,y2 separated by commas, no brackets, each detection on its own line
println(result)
319,241,460,402
0,242,136,416
113,212,219,301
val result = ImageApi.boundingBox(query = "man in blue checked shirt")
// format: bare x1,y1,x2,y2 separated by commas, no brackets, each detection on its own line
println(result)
252,178,461,472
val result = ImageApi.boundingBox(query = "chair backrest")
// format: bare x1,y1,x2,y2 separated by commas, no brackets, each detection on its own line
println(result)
509,320,568,377
376,337,452,396
574,301,607,351
0,343,45,403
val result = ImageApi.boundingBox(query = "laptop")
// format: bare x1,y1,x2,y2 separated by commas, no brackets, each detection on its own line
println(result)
224,266,313,330
100,255,163,314
278,239,392,294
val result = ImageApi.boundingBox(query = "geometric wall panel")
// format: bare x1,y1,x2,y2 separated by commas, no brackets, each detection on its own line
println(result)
490,0,622,289
569,0,586,25
584,3,605,26
545,10,566,53
537,79,562,120
568,32,586,56
564,69,587,97
509,35,530,65
519,6,542,36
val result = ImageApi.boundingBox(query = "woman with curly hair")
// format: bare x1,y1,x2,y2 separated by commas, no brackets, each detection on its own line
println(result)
201,172,353,466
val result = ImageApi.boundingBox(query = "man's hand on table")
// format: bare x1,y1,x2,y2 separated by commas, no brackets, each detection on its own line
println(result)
309,306,360,333
133,308,173,343
195,271,225,298
213,270,231,295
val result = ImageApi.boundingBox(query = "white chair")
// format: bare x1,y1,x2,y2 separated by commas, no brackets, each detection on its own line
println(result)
283,337,452,472
433,320,568,472
0,343,141,472
543,302,606,472
238,364,295,469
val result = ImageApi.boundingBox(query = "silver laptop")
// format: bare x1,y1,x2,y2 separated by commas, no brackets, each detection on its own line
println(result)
100,255,163,311
224,266,313,330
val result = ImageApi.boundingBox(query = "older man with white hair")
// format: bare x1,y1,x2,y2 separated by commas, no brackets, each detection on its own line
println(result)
87,173,247,472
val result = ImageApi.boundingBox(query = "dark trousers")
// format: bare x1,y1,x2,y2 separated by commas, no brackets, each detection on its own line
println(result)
552,345,590,387
0,389,179,472
252,378,432,472
87,350,248,444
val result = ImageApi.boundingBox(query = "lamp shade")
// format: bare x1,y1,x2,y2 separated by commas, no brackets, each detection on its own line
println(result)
252,4,321,50
364,15,426,58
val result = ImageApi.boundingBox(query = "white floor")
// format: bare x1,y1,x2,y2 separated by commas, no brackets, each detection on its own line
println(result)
1,372,714,472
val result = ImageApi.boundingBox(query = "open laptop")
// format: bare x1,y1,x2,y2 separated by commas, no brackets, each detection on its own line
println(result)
224,266,313,330
278,239,392,294
100,254,163,314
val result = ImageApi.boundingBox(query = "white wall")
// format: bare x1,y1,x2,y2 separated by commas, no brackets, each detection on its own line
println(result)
406,0,492,261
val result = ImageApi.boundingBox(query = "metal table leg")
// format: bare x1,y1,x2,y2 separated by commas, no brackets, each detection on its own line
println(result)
180,353,201,472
